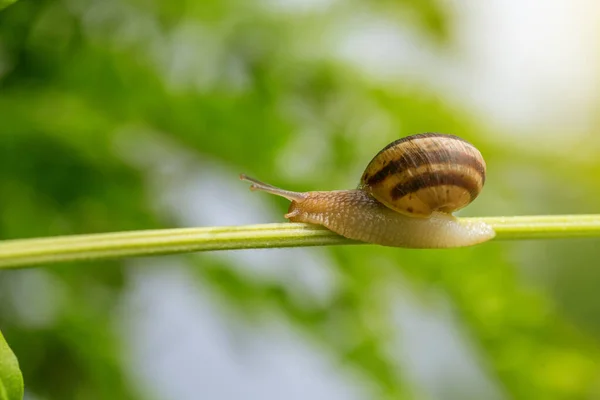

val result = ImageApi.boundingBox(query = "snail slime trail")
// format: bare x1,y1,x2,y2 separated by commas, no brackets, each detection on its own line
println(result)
240,133,496,248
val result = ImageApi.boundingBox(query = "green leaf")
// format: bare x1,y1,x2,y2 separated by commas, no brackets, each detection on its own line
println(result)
0,331,23,400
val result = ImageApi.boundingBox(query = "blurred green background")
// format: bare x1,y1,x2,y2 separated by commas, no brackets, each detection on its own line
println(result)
1,0,600,399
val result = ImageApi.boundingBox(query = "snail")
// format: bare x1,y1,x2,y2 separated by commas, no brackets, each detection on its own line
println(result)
240,133,495,248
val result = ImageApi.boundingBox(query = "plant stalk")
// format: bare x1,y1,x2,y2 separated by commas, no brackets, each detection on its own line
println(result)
0,215,599,268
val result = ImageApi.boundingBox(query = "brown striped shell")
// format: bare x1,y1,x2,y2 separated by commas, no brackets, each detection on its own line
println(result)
359,133,486,218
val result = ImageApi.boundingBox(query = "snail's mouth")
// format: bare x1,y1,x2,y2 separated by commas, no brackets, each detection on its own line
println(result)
285,202,302,220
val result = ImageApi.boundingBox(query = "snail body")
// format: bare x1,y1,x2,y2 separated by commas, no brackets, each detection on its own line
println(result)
241,133,495,248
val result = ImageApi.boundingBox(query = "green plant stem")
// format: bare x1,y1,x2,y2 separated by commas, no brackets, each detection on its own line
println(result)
0,215,599,269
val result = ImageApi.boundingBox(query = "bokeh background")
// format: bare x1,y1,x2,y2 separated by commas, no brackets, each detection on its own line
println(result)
1,0,600,399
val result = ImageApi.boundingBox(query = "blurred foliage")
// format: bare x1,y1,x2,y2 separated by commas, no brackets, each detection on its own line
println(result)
1,0,600,399
0,0,17,12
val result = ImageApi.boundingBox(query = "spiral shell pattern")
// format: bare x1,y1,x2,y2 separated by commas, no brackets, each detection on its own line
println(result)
360,133,486,217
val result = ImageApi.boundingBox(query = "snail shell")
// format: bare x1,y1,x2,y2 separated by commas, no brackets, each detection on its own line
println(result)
360,133,486,217
240,133,495,248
